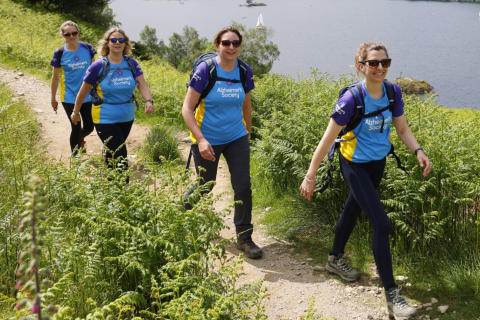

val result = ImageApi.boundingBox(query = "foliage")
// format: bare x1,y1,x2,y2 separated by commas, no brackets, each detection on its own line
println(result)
139,25,165,59
164,26,210,72
14,0,119,29
144,124,180,163
0,0,104,73
0,82,267,318
15,176,57,319
232,22,280,77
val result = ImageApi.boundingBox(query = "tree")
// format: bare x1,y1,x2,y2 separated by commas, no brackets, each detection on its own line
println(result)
139,25,165,58
232,22,280,76
164,26,209,72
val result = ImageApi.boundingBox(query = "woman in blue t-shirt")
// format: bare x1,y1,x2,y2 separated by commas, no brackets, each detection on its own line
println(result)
299,42,431,320
182,26,262,259
50,20,96,156
71,28,154,176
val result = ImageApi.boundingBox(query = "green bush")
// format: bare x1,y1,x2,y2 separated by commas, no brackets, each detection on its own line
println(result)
144,124,180,163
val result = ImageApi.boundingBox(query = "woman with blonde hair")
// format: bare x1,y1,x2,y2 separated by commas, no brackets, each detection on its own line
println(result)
299,42,431,320
71,28,154,179
50,20,96,156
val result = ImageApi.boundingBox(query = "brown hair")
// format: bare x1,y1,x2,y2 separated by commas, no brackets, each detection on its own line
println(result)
59,21,80,39
97,28,133,56
354,42,389,76
213,26,243,46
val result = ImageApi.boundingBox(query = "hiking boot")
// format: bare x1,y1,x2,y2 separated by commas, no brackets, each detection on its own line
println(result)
325,253,360,282
385,285,417,320
236,238,262,259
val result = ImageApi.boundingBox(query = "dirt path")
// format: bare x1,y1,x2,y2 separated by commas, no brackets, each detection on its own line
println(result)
1,67,390,320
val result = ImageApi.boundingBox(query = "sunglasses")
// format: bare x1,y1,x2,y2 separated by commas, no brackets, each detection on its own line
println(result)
361,59,392,69
63,31,79,37
220,40,242,48
109,38,125,44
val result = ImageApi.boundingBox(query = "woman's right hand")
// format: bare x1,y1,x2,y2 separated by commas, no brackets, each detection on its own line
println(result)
300,178,315,201
198,138,215,161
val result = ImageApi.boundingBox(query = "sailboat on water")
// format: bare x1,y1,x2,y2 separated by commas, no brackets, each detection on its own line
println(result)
256,12,265,29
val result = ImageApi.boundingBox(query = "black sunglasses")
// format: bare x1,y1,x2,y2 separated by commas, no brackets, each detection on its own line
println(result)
220,40,242,48
64,31,79,37
109,38,125,44
361,59,392,69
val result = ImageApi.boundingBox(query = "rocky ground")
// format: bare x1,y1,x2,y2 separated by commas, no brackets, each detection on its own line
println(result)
1,66,451,320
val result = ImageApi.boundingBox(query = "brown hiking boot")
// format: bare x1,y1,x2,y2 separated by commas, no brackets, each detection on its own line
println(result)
236,238,262,259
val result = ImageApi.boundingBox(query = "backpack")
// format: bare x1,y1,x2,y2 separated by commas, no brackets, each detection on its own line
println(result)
185,53,249,170
89,55,139,110
318,80,407,194
187,53,248,111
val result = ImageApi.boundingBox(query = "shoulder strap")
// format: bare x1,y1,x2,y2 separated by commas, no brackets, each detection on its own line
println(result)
193,58,216,112
57,45,65,62
343,83,365,133
96,56,110,85
125,56,137,79
238,59,248,91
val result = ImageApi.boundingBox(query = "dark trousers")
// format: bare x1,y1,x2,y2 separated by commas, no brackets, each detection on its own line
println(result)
94,120,134,170
61,102,94,155
184,135,253,239
330,153,395,290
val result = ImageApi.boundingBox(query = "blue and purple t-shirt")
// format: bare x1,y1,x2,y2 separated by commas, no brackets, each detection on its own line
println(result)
83,56,143,124
50,42,96,104
188,57,255,145
330,81,404,163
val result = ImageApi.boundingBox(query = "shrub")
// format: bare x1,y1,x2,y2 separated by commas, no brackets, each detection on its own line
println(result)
144,124,180,163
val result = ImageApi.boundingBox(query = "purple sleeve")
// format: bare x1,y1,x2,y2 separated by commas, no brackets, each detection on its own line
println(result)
50,49,61,68
392,82,405,117
244,63,255,93
86,43,97,59
187,62,209,94
83,60,102,85
130,58,144,78
330,90,356,126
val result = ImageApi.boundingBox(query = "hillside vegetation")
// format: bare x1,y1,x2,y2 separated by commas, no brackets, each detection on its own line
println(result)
1,0,479,319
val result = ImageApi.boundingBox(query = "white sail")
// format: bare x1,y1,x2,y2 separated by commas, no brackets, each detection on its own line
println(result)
256,13,265,29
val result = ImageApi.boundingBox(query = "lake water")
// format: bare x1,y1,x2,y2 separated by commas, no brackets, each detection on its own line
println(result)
109,0,480,109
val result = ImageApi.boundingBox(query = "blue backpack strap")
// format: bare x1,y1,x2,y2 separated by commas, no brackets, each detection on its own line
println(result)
238,59,248,91
343,83,364,134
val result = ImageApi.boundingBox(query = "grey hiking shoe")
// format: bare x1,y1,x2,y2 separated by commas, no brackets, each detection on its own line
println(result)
385,285,417,320
325,253,360,282
236,238,262,259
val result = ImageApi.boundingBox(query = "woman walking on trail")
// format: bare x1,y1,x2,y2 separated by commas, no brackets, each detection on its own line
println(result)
182,26,262,259
71,28,154,178
50,20,96,157
299,42,431,320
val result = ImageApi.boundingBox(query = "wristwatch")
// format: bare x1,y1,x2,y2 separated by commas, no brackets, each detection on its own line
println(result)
414,147,425,156
146,99,154,105
71,112,80,116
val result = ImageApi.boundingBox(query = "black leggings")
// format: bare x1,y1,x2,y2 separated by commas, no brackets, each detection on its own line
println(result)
61,102,94,155
94,120,134,170
330,153,396,290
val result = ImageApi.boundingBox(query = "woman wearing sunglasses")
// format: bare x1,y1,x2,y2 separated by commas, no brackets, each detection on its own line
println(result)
50,20,96,157
71,28,154,179
300,42,431,320
181,26,262,259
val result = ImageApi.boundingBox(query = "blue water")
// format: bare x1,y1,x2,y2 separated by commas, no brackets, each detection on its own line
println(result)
109,0,480,109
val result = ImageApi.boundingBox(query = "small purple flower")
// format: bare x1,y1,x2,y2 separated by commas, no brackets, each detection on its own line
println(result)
31,299,40,313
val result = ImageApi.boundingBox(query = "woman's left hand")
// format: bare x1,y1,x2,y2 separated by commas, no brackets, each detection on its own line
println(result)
417,151,431,177
145,101,154,114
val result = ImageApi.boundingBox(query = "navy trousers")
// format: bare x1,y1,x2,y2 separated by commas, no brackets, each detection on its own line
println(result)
330,153,396,290
61,102,94,155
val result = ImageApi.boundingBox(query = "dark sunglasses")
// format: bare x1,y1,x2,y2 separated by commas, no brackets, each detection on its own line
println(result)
109,38,125,44
63,31,79,37
220,40,242,48
361,59,392,69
